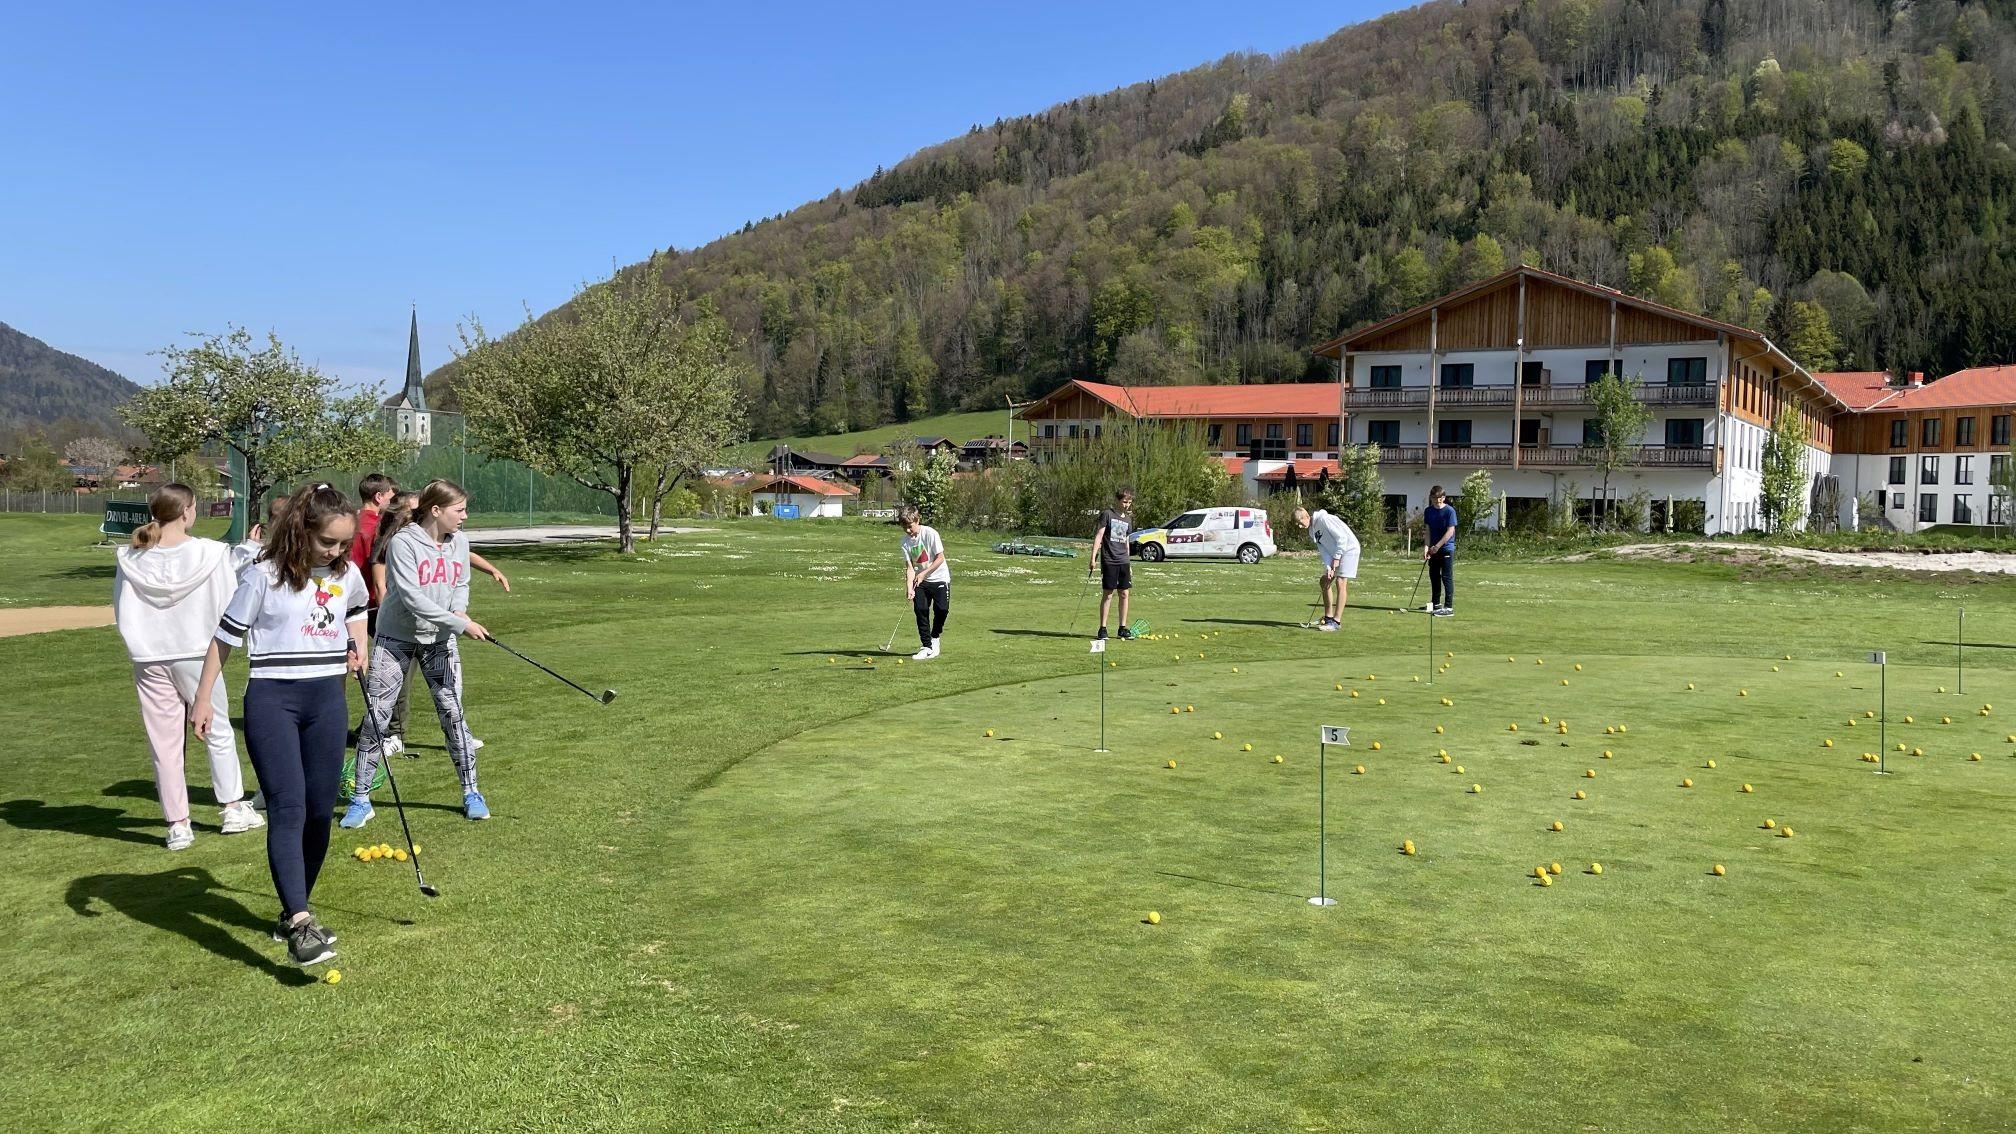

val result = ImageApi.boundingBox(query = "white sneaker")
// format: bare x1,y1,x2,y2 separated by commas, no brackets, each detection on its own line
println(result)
911,646,933,661
165,820,194,851
930,638,942,658
468,736,484,751
220,801,266,834
384,735,406,758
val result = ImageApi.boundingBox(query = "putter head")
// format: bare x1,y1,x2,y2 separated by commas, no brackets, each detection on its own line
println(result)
418,882,442,897
599,689,618,704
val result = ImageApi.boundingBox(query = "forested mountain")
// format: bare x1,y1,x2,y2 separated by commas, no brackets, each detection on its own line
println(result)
442,0,2016,438
0,321,141,437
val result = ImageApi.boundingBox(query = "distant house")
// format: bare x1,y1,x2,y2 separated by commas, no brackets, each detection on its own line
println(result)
766,445,849,476
838,453,893,481
913,436,961,456
745,473,859,518
961,436,1028,465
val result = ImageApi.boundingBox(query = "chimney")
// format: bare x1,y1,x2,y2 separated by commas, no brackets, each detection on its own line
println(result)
1908,371,1925,387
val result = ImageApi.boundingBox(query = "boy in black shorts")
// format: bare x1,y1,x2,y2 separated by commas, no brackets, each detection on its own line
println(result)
1092,487,1135,640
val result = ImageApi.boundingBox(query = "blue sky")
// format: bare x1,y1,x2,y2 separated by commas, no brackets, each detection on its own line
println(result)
1,2,1395,392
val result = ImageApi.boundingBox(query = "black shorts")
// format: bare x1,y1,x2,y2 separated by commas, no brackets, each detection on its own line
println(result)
1101,559,1132,592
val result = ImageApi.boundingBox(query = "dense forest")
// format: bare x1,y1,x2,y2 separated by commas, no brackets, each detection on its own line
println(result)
435,0,2016,439
0,321,141,446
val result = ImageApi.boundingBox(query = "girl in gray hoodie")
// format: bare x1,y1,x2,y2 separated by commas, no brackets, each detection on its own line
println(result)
344,479,492,826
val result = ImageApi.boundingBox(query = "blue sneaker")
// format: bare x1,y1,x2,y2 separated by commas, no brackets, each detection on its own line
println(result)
338,797,375,829
463,791,490,821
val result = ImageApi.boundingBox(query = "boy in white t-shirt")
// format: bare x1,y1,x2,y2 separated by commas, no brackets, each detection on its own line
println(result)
1294,505,1359,631
900,505,950,660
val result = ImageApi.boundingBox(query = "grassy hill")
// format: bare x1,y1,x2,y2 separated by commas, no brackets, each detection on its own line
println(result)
725,409,1013,465
437,0,2016,440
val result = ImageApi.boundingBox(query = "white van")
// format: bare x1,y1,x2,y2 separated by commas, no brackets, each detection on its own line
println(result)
1129,506,1277,564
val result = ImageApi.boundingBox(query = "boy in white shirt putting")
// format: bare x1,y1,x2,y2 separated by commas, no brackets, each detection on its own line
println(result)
1294,505,1359,631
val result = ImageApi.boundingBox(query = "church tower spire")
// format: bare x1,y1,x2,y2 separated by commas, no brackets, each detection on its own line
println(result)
404,305,427,412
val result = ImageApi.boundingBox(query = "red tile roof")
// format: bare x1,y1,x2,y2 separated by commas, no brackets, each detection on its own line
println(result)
840,453,889,467
1021,379,1343,420
1255,459,1341,482
745,474,859,498
1869,365,2016,410
1218,456,1249,475
1809,371,1897,410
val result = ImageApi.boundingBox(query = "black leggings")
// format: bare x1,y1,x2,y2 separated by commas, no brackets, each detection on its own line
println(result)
243,675,346,918
913,581,950,645
1429,549,1455,608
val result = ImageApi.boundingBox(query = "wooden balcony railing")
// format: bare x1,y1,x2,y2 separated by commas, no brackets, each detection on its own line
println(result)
1432,443,1514,466
1520,445,1715,468
1374,445,1428,466
1434,385,1515,407
1344,386,1429,409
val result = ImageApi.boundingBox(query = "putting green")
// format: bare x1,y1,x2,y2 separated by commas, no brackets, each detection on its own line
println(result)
660,649,2016,1131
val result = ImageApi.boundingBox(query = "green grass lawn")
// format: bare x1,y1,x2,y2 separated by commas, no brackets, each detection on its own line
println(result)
3,514,2015,1131
725,409,1011,465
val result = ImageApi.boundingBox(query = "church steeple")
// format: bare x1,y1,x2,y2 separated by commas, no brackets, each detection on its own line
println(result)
404,305,428,412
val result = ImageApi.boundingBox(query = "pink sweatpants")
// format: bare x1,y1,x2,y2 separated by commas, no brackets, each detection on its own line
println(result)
133,658,245,823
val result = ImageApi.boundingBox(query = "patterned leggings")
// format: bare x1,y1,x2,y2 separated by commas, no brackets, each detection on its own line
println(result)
354,636,477,796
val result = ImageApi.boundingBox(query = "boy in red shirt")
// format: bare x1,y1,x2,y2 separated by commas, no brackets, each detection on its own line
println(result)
351,473,398,603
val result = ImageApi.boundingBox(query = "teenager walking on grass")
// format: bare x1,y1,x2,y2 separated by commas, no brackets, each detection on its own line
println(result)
344,479,491,829
1294,504,1359,632
900,505,950,660
113,483,264,850
192,483,367,967
1092,487,1135,640
1422,485,1457,617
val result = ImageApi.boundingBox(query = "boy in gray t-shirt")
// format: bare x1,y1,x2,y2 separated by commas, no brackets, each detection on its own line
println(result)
900,505,950,660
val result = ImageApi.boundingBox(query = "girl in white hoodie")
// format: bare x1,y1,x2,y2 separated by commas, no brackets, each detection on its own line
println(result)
113,483,264,849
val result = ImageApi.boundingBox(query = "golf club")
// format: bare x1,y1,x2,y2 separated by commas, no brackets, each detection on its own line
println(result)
1407,557,1429,612
489,635,617,704
1067,568,1094,636
883,608,907,653
354,670,440,898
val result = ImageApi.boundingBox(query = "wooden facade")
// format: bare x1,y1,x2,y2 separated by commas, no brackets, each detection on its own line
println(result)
1836,407,2016,454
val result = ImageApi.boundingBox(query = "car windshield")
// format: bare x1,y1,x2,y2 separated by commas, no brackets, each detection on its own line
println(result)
1165,512,1205,530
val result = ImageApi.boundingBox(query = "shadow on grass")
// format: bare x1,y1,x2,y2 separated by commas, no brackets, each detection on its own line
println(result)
782,649,900,659
1154,870,1305,901
1923,640,2016,650
59,563,117,581
989,628,1081,639
66,866,313,985
2,799,164,846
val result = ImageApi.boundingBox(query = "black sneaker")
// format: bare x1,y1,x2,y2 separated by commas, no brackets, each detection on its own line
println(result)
286,918,337,966
1095,628,1109,640
269,916,339,944
1117,626,1137,640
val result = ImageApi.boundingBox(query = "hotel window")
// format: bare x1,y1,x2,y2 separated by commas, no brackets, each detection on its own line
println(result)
1890,419,1908,447
1265,423,1284,440
1235,424,1252,446
1584,359,1620,384
1042,424,1055,439
1206,423,1222,446
1665,418,1705,448
1958,416,1977,446
1923,417,1941,446
1437,419,1473,446
1888,456,1907,485
1995,454,2011,485
1891,492,1905,511
1667,357,1708,387
1439,363,1474,388
1996,416,2011,446
1369,365,1402,388
1297,423,1314,447
1367,420,1401,446
1993,494,2009,526
1957,455,1975,485
1955,494,1975,524
1068,424,1080,439
1327,422,1341,446
1920,494,1939,524
1921,455,1940,485
1583,419,1604,446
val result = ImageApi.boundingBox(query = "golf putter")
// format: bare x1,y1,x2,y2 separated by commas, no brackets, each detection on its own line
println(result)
1067,569,1093,636
489,636,617,704
1407,558,1429,611
353,669,439,897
